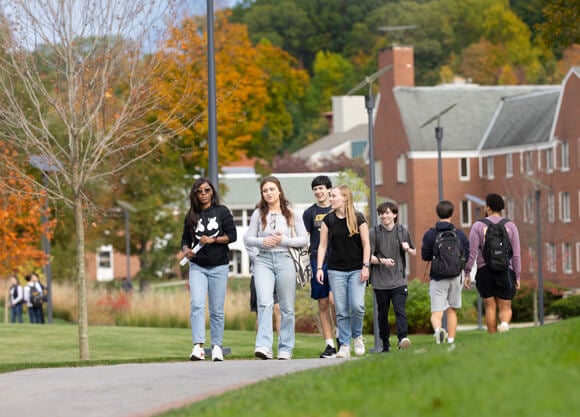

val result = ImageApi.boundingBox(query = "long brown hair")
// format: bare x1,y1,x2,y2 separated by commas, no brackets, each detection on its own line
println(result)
336,185,359,236
258,176,293,230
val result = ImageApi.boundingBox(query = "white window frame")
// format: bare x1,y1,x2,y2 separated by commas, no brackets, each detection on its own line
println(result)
561,141,569,171
505,197,514,220
548,192,555,223
546,148,554,173
524,195,534,224
459,157,470,181
375,159,384,186
559,191,571,223
396,156,405,184
562,243,572,274
576,242,580,273
546,243,557,273
505,153,513,178
487,156,494,179
525,151,533,176
528,245,535,273
460,200,472,227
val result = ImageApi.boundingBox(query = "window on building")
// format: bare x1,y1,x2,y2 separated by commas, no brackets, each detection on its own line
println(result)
460,200,471,227
562,243,572,274
546,243,557,273
559,191,571,222
525,151,533,175
548,192,555,223
528,245,535,273
505,154,513,178
524,195,534,223
506,197,514,221
229,249,242,275
396,155,406,183
98,248,112,268
460,158,470,180
487,156,494,179
560,141,569,171
546,148,554,173
375,160,384,185
576,242,580,273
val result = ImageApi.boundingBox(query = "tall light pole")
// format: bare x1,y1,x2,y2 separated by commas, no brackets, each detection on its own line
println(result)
207,0,218,188
420,103,457,202
29,155,61,324
346,64,392,353
116,200,136,289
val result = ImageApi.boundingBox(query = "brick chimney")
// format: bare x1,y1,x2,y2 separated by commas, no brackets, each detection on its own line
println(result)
379,45,415,91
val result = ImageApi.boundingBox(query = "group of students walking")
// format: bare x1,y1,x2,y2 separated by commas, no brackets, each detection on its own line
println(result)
180,174,520,361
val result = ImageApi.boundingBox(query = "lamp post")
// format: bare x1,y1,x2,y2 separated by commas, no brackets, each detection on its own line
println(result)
206,0,218,188
115,200,136,289
29,155,61,324
420,103,457,202
346,64,392,353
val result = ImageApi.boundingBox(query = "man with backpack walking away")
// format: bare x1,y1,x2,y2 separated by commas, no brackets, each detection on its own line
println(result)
421,201,469,344
464,194,521,334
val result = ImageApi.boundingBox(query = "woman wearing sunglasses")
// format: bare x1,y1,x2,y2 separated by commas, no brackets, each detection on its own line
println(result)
244,176,308,360
181,177,237,362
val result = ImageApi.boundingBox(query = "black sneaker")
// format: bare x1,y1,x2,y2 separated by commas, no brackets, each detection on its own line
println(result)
320,344,337,358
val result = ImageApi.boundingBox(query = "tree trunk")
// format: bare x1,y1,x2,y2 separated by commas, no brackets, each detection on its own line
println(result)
74,194,90,360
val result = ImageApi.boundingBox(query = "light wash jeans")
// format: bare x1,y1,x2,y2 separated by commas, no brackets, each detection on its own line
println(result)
254,250,296,355
188,263,229,347
328,269,366,347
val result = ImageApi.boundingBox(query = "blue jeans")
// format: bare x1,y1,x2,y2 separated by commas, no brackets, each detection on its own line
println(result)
328,269,366,346
188,263,229,346
28,305,43,324
254,251,296,355
11,303,23,323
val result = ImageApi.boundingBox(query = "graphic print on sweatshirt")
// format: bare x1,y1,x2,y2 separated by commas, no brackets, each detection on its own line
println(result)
195,216,220,241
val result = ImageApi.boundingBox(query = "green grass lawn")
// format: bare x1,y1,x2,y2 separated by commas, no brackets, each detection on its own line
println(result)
2,319,579,417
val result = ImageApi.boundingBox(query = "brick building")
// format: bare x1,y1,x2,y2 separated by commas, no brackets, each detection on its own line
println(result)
373,45,580,289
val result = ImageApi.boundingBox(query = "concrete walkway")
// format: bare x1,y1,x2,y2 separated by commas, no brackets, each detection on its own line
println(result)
0,359,342,417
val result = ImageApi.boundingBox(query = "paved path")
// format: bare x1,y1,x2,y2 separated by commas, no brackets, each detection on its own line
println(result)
0,359,341,417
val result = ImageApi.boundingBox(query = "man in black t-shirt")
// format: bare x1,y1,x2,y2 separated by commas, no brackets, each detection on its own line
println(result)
303,175,336,358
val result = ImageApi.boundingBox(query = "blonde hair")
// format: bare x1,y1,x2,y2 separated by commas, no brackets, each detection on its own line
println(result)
336,185,359,237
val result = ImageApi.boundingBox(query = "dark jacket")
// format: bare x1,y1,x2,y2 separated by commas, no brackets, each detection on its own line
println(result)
180,205,237,267
421,221,469,280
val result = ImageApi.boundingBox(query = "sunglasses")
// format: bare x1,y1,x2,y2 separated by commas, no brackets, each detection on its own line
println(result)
196,187,212,195
269,213,277,230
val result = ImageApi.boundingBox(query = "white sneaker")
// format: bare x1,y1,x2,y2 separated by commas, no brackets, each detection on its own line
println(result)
211,345,223,362
498,322,510,332
336,344,351,359
277,351,292,360
254,346,273,360
189,344,205,361
399,337,411,350
435,328,448,344
353,336,366,356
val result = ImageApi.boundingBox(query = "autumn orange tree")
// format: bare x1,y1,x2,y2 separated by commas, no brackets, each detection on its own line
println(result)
154,9,309,168
0,144,53,275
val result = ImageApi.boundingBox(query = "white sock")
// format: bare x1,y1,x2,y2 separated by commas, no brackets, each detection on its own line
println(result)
325,339,335,348
447,337,454,343
434,328,440,335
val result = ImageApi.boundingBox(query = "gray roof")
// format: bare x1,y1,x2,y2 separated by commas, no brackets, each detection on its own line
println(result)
294,123,368,158
481,90,560,150
394,85,559,152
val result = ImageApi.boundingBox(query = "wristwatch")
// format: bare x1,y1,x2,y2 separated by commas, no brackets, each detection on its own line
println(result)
363,262,370,268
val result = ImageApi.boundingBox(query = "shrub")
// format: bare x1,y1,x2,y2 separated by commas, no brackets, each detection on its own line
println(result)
512,281,565,322
549,295,580,319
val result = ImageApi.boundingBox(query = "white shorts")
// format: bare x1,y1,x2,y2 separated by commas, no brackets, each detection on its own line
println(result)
429,275,462,312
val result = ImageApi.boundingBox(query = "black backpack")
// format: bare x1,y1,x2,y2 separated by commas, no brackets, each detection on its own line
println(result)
431,228,464,279
29,284,44,309
479,218,513,272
